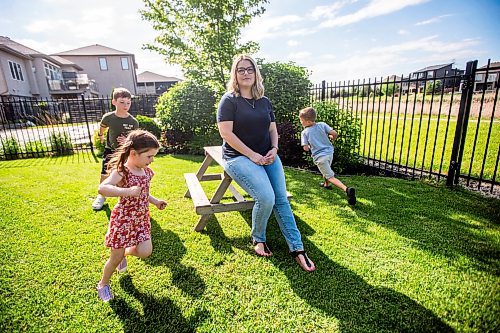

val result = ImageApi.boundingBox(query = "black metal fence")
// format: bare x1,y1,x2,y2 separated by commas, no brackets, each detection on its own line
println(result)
1,60,498,196
0,95,159,159
311,59,499,195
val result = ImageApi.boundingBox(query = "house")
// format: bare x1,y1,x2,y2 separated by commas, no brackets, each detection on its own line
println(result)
402,63,464,94
136,71,181,95
0,36,97,99
52,44,138,96
474,61,500,92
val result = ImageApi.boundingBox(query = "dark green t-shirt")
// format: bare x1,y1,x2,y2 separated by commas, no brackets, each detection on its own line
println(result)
100,112,139,149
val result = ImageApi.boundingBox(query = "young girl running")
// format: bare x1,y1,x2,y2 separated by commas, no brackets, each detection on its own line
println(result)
96,129,167,302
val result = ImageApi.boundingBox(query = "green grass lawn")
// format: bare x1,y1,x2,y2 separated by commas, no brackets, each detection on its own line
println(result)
1,153,499,332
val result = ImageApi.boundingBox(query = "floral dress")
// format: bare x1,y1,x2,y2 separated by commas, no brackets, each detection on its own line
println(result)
105,167,154,249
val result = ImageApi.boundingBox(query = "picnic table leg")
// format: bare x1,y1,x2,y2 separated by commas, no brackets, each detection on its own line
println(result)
193,172,233,231
185,154,214,198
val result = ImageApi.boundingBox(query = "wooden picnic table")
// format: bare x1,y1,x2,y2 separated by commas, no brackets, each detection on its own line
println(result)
184,146,291,232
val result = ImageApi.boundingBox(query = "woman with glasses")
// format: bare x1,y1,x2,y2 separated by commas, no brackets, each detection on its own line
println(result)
216,54,315,272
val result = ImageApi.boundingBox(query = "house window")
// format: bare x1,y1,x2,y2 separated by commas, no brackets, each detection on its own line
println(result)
8,61,24,81
427,71,433,78
99,57,108,71
44,63,61,80
121,57,129,70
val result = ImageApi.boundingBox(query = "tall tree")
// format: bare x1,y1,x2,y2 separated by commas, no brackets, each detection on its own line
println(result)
141,0,268,88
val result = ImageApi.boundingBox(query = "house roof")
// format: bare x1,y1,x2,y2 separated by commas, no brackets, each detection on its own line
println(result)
414,63,453,73
49,55,83,71
479,61,500,69
137,71,182,83
0,36,44,56
0,36,64,65
53,44,132,56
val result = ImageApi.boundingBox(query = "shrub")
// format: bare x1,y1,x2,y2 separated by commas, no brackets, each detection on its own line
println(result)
156,79,218,153
258,60,311,164
312,101,362,173
49,131,73,156
93,129,107,157
258,60,311,126
24,140,48,157
136,115,162,139
276,122,304,167
0,136,20,160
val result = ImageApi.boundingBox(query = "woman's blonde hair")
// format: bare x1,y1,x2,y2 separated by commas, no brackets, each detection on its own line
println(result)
226,54,265,99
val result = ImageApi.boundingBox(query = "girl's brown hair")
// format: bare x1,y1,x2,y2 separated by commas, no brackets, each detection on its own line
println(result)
107,129,160,179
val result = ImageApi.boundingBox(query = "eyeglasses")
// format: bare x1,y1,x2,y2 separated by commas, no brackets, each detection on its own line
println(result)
236,67,255,75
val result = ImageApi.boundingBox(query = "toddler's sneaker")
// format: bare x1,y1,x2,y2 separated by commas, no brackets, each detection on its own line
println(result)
117,257,127,273
346,187,356,205
92,195,106,210
97,284,113,302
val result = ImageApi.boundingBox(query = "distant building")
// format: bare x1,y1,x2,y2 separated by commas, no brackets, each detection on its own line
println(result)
0,36,98,99
474,61,500,92
402,63,464,94
52,44,138,96
136,71,181,95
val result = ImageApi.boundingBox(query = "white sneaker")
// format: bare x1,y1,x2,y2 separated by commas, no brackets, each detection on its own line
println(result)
92,195,106,210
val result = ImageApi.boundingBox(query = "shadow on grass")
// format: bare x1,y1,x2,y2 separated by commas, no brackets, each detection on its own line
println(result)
231,211,453,332
204,216,234,255
110,275,207,333
146,219,206,298
287,173,500,275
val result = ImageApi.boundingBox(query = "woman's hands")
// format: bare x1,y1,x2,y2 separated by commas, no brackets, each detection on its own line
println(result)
250,147,277,166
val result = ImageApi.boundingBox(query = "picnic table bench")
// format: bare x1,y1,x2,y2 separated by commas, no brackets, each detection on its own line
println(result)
184,146,291,232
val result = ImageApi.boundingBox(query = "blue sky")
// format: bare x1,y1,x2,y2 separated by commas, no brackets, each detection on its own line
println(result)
1,0,499,83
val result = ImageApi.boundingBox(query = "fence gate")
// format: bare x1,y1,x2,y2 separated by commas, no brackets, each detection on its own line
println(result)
447,60,500,194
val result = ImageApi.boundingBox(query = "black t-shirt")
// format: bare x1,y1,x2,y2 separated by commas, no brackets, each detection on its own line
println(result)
217,92,276,159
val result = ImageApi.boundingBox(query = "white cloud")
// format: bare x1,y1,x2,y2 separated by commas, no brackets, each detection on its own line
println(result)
320,0,430,28
309,0,355,20
287,40,299,47
398,29,409,35
288,51,312,60
368,36,481,54
242,15,303,42
308,35,481,82
415,14,453,26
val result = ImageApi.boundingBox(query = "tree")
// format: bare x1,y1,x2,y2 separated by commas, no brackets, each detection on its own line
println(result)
141,0,268,88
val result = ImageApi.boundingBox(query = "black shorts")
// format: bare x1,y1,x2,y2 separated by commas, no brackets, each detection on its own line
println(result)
101,148,115,175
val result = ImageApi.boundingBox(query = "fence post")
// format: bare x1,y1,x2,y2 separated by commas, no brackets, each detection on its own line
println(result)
81,94,94,155
321,80,326,101
446,60,477,186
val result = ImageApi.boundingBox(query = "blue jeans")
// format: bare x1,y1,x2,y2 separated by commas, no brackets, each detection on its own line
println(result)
222,155,304,252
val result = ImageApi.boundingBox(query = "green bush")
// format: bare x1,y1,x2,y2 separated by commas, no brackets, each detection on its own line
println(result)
0,136,21,160
136,115,162,139
49,131,73,156
258,61,311,165
24,140,48,157
258,60,311,126
312,101,363,173
156,79,218,153
93,129,107,157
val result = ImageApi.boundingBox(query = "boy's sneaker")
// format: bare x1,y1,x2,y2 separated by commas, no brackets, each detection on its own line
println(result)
346,187,356,205
92,195,106,210
117,257,127,273
97,284,113,302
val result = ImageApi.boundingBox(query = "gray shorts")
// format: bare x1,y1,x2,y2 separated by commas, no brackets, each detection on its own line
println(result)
315,154,335,179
